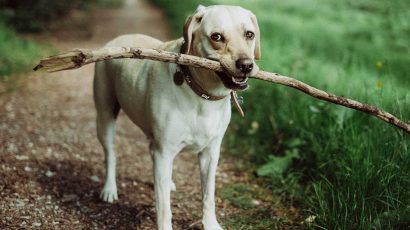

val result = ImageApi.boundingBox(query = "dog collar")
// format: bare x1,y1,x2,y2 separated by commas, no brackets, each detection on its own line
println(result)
174,65,226,101
173,66,245,117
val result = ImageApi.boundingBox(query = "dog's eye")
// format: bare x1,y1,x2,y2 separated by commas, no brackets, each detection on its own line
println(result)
210,33,224,42
245,31,255,40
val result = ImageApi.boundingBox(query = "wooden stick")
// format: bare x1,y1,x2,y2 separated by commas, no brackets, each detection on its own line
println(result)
34,47,410,134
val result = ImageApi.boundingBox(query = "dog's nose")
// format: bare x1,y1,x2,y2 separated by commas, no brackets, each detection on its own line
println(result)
235,58,254,74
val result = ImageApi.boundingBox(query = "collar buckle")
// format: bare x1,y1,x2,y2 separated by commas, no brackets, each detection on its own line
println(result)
201,94,210,100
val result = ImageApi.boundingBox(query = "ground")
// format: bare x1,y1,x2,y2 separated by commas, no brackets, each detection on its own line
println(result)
0,0,275,229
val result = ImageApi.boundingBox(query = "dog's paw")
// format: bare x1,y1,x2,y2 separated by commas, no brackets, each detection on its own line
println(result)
100,183,118,203
203,224,223,230
203,219,223,230
171,181,176,192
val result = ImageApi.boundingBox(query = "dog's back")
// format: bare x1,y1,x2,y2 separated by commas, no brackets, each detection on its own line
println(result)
104,34,163,49
93,34,184,137
94,34,164,131
94,34,164,87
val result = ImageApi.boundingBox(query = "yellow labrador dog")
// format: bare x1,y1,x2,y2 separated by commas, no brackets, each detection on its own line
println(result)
94,5,260,230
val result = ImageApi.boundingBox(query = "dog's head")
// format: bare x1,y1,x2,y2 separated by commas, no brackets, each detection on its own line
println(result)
182,5,261,90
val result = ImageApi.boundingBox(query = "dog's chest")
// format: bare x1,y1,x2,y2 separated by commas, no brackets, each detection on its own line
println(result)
179,103,230,152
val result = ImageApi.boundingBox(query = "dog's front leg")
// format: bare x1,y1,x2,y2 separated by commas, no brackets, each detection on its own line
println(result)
153,149,175,230
199,139,223,230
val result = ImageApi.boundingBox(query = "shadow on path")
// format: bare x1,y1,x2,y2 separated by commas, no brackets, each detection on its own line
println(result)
36,158,155,229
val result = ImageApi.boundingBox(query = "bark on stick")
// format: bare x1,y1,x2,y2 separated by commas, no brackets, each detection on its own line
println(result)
34,47,410,134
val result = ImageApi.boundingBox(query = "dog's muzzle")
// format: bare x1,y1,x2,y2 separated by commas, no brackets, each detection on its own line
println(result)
207,57,251,90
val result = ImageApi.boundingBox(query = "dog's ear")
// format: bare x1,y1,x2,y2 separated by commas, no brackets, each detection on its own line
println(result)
250,12,261,60
196,5,206,12
182,6,205,54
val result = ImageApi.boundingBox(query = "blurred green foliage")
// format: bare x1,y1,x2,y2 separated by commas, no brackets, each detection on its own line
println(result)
1,0,83,32
0,0,123,80
0,0,123,32
0,23,47,79
151,0,410,229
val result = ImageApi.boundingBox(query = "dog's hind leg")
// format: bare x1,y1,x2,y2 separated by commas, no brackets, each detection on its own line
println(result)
94,62,121,203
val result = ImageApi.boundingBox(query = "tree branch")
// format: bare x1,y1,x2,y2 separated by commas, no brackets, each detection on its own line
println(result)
34,47,410,134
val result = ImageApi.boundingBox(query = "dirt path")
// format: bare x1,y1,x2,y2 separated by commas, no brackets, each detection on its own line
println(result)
0,0,237,229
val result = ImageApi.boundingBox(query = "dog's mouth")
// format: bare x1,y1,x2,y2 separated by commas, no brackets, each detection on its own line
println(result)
216,71,249,90
207,57,249,90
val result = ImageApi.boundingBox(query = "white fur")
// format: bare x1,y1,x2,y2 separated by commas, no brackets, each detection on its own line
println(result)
93,5,260,230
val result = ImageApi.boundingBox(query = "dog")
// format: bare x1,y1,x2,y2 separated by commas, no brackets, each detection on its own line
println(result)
93,5,260,230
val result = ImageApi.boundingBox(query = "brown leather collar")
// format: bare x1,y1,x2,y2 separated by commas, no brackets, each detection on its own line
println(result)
174,65,244,117
175,65,226,101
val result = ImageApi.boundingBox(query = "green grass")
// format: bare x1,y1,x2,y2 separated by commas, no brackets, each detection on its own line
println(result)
152,0,410,229
219,182,296,229
0,24,46,80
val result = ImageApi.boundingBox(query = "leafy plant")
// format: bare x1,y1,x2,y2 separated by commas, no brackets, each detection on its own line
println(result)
256,136,303,178
257,149,300,177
